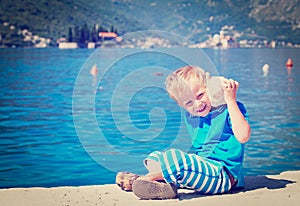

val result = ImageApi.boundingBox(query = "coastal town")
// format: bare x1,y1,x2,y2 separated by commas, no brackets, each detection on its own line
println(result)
56,30,299,49
35,31,300,49
3,21,300,49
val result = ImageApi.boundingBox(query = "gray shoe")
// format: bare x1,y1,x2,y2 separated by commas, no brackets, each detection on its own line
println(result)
132,179,178,199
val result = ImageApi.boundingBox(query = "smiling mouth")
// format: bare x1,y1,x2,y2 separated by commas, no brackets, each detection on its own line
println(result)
197,104,206,113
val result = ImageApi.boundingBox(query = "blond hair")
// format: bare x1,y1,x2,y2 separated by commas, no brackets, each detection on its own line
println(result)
165,65,226,107
165,65,209,102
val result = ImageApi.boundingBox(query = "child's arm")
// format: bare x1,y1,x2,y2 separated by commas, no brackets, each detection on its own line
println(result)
223,79,251,143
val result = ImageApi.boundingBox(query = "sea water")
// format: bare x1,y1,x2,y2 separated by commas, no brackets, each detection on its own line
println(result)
0,47,299,188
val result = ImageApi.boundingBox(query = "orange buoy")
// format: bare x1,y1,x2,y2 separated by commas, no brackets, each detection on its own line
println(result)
90,64,98,76
286,58,293,67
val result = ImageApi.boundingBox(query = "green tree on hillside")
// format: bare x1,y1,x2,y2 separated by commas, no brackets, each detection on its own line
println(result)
80,23,90,43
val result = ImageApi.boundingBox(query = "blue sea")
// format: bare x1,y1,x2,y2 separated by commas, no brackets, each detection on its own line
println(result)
0,47,299,188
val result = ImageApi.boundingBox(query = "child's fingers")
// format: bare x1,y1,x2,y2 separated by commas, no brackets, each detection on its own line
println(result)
235,80,239,89
224,79,239,89
222,78,230,88
224,79,233,88
231,79,239,89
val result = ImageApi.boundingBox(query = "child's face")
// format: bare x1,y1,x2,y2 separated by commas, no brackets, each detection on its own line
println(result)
176,80,212,117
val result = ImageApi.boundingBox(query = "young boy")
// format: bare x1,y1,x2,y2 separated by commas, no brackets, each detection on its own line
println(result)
117,65,251,199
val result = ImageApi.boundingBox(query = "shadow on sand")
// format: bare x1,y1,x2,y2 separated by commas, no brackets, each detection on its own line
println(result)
178,175,296,200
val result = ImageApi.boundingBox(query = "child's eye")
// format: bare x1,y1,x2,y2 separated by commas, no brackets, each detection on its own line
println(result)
185,100,193,106
196,93,204,100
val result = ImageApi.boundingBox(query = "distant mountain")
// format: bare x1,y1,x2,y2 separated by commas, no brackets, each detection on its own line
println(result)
0,0,299,47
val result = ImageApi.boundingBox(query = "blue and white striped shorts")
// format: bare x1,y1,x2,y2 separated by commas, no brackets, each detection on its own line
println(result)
144,149,233,194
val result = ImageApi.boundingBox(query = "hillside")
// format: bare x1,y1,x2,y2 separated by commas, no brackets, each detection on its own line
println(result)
0,0,300,47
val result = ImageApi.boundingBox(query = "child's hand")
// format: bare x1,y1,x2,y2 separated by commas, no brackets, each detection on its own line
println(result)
222,78,239,104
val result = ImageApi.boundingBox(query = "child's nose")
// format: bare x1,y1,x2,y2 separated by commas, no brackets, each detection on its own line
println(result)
194,100,203,108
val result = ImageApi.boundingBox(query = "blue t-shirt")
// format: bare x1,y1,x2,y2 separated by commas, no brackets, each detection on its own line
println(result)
184,102,249,187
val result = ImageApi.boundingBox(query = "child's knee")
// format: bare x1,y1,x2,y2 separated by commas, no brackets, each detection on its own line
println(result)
146,151,162,162
144,151,162,173
144,159,161,174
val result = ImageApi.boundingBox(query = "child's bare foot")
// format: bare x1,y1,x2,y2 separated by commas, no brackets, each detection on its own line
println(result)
116,172,140,191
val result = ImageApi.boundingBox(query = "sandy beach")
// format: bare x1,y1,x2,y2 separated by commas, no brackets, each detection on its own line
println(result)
0,170,299,206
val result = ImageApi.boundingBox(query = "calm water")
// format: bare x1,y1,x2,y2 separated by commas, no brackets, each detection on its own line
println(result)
0,47,299,188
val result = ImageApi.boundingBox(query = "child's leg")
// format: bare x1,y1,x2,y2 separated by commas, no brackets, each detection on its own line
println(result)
158,149,233,194
144,158,161,174
132,151,178,199
142,151,164,181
